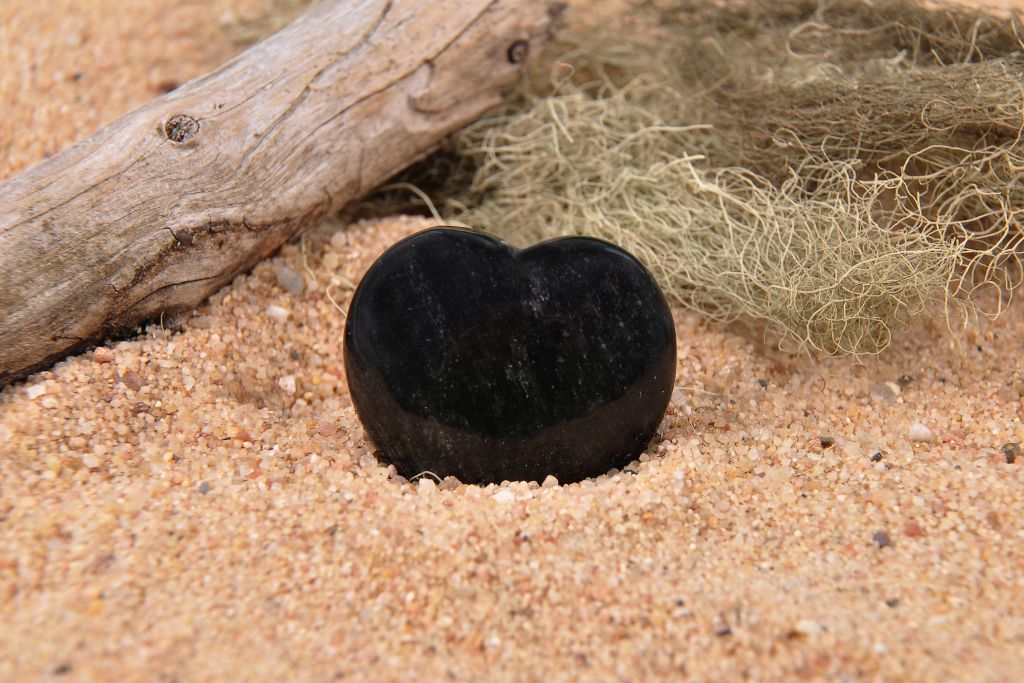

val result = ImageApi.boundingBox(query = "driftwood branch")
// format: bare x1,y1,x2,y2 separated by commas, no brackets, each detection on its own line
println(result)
0,0,561,386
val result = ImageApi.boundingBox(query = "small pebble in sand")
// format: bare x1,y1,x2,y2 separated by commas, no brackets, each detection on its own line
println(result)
266,305,290,324
1000,442,1020,464
886,598,901,608
119,371,144,391
24,383,46,400
278,375,297,395
197,482,211,495
903,522,924,538
870,450,885,463
275,265,305,295
92,347,114,363
329,230,348,251
793,619,823,638
819,436,835,449
873,531,892,549
897,374,914,387
322,252,340,271
542,475,559,489
986,511,1002,530
869,382,900,403
493,489,516,504
908,422,934,442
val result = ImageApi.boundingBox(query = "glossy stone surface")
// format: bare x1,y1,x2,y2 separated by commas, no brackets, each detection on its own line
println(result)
343,227,676,484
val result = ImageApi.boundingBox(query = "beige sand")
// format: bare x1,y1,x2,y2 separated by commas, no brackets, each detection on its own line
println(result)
2,1,1024,681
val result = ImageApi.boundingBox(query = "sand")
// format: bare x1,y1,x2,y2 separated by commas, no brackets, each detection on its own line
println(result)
2,1,1024,681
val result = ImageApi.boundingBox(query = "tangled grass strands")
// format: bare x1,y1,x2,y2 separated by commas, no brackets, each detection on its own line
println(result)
362,0,1024,356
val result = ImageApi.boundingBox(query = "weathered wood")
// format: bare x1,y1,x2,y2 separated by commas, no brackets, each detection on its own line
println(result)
0,0,561,386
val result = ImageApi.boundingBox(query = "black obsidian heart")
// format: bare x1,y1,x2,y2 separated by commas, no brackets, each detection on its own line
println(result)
343,227,676,484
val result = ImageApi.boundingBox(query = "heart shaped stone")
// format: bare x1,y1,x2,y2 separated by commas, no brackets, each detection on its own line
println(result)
344,227,676,484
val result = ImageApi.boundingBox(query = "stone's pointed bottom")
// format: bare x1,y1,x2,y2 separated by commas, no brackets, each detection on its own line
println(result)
343,227,677,485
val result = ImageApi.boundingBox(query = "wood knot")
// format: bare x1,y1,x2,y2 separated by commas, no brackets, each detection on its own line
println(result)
164,114,199,143
507,40,529,64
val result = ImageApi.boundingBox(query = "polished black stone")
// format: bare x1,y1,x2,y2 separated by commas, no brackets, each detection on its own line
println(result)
343,227,676,484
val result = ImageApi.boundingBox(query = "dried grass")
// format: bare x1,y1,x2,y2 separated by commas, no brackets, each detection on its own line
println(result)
366,0,1024,356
